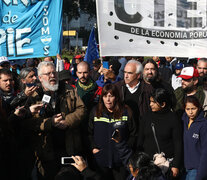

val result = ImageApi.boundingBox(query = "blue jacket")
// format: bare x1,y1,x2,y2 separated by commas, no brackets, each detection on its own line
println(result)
96,75,121,88
182,111,207,180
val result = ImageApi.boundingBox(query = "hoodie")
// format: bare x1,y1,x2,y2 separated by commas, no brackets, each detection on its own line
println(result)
182,111,207,180
96,74,121,88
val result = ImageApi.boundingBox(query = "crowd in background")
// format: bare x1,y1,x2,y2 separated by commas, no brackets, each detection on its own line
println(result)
1,54,207,180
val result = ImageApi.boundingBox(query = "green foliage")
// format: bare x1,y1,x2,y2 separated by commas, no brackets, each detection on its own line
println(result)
63,0,96,21
63,0,80,21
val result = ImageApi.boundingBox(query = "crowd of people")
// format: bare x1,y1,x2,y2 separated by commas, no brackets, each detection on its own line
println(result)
1,55,207,180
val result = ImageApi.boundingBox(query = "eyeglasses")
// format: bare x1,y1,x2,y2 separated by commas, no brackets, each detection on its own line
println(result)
41,71,57,76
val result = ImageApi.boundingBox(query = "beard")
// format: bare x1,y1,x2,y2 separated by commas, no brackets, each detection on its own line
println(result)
42,79,59,91
79,77,88,84
183,85,194,93
143,73,157,83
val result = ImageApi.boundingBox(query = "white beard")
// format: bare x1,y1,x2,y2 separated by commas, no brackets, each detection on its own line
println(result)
42,79,59,91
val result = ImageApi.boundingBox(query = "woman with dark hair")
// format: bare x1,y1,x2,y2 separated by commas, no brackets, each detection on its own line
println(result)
138,88,182,179
182,96,207,180
88,83,137,180
63,57,70,70
128,152,166,180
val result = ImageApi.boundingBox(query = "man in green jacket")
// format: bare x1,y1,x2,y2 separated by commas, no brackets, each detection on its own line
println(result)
175,66,206,117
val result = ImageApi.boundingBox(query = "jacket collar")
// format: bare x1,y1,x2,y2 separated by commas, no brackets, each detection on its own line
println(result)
183,110,205,123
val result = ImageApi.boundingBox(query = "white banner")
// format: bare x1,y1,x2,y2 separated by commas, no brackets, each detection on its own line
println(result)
96,0,207,57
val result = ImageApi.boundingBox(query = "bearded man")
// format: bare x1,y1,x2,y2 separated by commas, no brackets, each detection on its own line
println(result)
174,66,206,117
138,59,175,117
76,61,97,110
26,61,85,180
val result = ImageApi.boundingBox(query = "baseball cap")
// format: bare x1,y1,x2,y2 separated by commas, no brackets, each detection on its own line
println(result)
74,55,82,59
175,63,184,70
0,56,10,65
178,67,199,79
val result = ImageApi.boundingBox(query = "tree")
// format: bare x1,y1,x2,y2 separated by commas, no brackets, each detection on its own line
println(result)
63,0,80,21
63,0,96,21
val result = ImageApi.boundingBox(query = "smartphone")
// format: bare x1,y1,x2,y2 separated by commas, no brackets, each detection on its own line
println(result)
112,129,120,139
26,82,36,87
61,112,65,119
61,157,75,165
102,61,109,69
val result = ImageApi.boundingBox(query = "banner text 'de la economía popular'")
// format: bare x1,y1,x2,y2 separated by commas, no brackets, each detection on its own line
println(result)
97,0,207,57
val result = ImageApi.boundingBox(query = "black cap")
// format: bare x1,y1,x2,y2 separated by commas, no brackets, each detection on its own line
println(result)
58,70,72,81
108,59,121,76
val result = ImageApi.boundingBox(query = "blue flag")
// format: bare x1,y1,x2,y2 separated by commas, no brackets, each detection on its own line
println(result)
84,27,99,64
0,0,62,60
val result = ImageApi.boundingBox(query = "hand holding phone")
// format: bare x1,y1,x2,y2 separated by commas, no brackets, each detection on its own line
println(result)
26,82,37,87
61,157,75,165
71,156,87,172
14,106,26,116
111,129,121,143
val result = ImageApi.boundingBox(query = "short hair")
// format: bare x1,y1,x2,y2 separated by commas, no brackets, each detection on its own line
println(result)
198,58,207,65
128,152,161,179
20,67,35,80
126,60,143,74
128,152,151,170
77,61,90,72
37,61,55,76
0,69,12,79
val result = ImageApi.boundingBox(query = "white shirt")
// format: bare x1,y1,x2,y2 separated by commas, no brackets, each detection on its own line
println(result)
126,82,140,94
171,74,182,90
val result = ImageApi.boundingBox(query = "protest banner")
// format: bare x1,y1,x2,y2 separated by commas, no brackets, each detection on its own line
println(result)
96,0,207,57
0,0,62,60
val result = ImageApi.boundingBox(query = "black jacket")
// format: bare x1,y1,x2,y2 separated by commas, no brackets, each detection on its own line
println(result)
137,109,182,168
115,79,176,118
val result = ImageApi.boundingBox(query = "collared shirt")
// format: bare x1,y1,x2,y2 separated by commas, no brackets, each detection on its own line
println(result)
126,82,140,94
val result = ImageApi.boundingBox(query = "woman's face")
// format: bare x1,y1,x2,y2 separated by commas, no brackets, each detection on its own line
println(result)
185,102,199,120
103,92,115,112
150,97,163,112
129,164,139,177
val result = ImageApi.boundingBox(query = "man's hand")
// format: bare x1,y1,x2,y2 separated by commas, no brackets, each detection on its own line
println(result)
14,106,26,116
56,54,62,60
29,103,43,115
71,156,87,172
52,113,67,129
92,148,100,154
171,167,179,177
102,68,110,76
52,113,63,125
24,86,38,96
56,120,68,130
